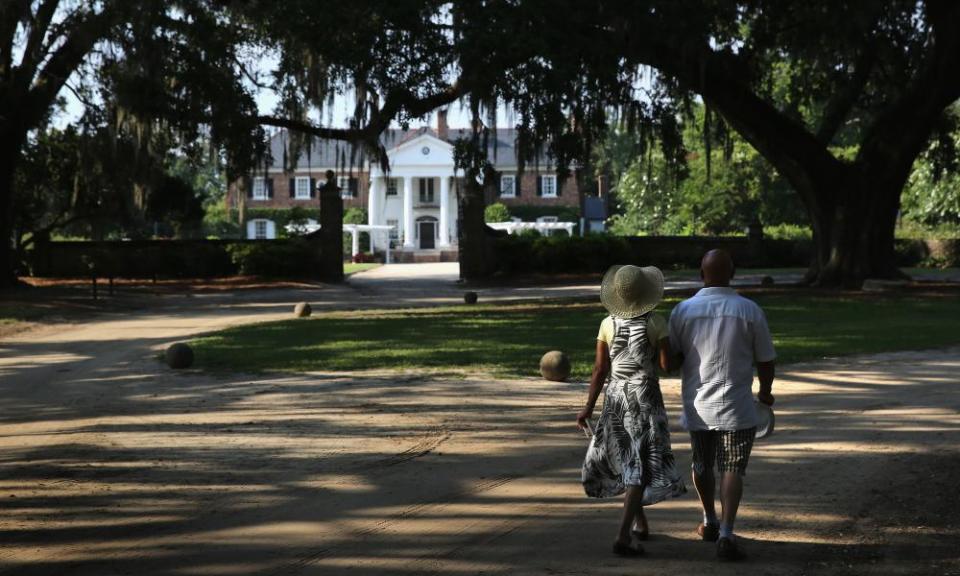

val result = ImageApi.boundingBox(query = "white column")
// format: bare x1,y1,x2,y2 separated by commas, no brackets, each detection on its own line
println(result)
351,227,359,257
368,177,379,224
439,175,450,247
450,177,459,244
403,176,415,248
367,177,380,253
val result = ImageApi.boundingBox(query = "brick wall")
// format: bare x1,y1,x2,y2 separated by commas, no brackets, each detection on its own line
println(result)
227,172,369,211
486,172,580,208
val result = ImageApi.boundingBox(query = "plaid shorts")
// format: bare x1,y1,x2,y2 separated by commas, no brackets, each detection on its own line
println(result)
689,428,757,476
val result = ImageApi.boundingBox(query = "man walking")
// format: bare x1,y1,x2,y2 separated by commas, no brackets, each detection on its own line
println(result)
668,249,776,560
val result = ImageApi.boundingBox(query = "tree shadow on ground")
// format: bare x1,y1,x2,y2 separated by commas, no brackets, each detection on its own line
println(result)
0,335,957,575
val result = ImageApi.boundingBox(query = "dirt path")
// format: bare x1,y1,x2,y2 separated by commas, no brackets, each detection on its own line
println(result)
0,277,957,575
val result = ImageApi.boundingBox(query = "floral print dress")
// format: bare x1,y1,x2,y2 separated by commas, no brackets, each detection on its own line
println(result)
582,313,687,504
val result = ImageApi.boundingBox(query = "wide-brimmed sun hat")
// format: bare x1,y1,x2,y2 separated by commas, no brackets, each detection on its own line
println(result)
600,265,664,319
755,400,775,439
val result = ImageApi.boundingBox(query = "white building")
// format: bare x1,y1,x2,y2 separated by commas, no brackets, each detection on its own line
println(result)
229,111,584,260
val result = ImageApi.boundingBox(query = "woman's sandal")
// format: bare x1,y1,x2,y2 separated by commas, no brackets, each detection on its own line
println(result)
631,528,649,541
612,540,645,557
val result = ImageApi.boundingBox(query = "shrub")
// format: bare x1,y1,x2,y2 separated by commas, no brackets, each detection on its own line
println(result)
484,202,512,223
344,207,368,225
226,239,322,277
764,223,812,240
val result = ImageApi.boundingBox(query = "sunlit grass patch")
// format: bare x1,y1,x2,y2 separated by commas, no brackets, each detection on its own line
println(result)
191,292,960,378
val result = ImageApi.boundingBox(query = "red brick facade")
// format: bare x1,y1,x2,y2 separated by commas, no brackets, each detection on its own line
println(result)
485,171,580,208
226,173,370,211
230,170,581,212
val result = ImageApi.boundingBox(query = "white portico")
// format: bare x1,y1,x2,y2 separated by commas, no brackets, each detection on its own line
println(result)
367,132,458,251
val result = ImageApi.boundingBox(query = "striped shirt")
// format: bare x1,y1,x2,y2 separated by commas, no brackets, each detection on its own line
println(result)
668,287,776,431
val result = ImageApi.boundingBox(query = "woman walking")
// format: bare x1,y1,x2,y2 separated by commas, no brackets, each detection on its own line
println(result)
576,265,686,557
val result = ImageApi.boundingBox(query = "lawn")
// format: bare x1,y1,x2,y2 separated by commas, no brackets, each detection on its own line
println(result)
0,305,52,326
344,263,381,275
190,290,960,378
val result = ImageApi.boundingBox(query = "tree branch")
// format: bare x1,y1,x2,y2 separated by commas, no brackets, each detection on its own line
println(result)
17,0,61,82
256,116,363,141
816,36,879,145
856,0,960,180
0,0,30,78
624,36,843,222
258,80,467,171
24,6,114,128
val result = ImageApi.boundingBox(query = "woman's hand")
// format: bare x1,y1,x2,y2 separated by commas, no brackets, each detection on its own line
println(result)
576,407,594,430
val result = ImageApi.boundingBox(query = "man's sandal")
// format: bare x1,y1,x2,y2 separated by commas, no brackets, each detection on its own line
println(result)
717,536,745,561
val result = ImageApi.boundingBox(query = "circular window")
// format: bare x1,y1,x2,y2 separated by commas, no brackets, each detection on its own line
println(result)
421,146,430,155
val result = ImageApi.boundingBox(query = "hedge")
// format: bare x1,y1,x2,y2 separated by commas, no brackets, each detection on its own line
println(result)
492,234,959,276
491,234,812,275
29,238,326,279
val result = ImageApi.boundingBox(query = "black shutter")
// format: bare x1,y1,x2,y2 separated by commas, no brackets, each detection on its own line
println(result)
245,177,253,198
266,178,274,198
496,175,502,197
310,177,317,198
289,178,295,198
349,177,358,198
514,176,520,197
536,175,543,197
554,176,561,197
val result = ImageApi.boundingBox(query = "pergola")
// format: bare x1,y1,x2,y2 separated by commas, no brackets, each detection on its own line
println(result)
287,223,395,258
487,221,577,236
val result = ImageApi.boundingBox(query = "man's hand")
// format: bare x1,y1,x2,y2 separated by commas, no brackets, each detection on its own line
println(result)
756,361,775,406
576,407,594,430
758,390,775,406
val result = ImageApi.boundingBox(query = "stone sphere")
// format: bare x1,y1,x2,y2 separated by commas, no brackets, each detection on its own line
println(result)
760,275,775,286
540,350,571,382
463,291,479,305
294,302,312,317
166,343,194,369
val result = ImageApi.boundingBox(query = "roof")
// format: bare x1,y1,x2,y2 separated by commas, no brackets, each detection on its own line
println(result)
267,127,554,171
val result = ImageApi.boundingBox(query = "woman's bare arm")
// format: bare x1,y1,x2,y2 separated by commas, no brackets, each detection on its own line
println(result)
577,340,610,429
659,337,682,372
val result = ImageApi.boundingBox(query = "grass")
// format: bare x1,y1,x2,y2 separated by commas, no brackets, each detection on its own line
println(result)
344,263,381,275
190,290,960,378
662,268,805,280
0,305,51,325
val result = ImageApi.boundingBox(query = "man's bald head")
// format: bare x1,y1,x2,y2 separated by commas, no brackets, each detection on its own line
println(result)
701,249,735,287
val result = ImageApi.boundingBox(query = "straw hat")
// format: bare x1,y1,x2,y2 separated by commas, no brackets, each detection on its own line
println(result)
600,265,664,318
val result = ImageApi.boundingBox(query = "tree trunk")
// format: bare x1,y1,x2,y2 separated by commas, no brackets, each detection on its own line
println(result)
802,164,908,288
0,134,22,288
319,174,344,282
457,171,494,281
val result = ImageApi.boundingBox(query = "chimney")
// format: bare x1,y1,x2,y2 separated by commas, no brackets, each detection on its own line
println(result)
436,108,449,140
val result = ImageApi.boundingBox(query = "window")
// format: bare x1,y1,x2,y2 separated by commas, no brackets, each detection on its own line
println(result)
338,176,357,199
337,176,350,198
254,219,268,239
252,177,267,200
540,175,557,198
294,176,311,199
419,178,435,203
386,219,399,241
500,174,516,198
386,178,398,196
